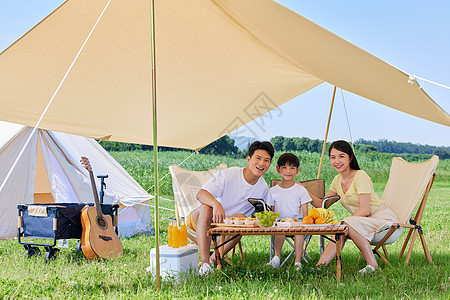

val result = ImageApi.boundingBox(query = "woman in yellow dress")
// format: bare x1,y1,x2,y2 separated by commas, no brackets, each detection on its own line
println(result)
315,140,397,274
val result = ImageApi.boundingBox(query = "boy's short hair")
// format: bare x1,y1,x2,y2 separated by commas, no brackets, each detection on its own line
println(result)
248,141,274,160
277,153,299,168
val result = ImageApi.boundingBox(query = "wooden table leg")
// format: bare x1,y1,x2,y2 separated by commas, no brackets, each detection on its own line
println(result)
335,234,342,280
219,235,226,265
211,235,222,270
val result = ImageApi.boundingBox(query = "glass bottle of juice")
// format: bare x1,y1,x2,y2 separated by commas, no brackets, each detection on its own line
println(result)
180,217,188,246
167,218,173,247
172,218,180,248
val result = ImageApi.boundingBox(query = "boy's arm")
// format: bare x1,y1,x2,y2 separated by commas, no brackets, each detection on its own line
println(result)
196,189,225,223
301,203,308,218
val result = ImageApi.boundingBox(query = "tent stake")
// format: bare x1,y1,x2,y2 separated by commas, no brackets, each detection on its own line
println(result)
150,0,161,291
317,86,337,179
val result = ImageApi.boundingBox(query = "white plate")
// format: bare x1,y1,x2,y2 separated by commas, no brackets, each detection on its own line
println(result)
301,224,334,228
277,222,302,228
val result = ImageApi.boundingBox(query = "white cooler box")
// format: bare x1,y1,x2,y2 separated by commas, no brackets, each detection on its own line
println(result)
148,244,198,280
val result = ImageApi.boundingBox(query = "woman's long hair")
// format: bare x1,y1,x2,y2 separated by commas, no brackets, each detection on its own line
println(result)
328,140,360,170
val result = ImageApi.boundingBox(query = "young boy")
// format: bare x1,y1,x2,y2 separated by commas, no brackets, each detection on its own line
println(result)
266,153,312,270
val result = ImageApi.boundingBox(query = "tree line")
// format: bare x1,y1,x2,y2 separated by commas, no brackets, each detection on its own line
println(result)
355,138,449,155
99,135,450,159
270,136,449,159
99,135,240,156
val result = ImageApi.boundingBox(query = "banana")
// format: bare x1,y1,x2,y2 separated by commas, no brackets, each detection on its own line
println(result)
325,211,333,222
324,214,331,223
315,208,337,223
317,208,327,218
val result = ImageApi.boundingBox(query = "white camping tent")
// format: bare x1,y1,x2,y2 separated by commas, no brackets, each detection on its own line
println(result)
0,127,154,238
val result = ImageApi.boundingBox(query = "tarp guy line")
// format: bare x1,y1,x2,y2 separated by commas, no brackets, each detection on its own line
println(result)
146,150,198,193
341,88,353,146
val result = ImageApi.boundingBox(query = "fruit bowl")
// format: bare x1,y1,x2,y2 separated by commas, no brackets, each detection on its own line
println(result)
255,211,280,229
256,217,276,229
257,222,276,229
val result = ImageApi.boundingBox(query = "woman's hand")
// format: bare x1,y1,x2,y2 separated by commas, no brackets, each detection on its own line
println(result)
352,193,371,217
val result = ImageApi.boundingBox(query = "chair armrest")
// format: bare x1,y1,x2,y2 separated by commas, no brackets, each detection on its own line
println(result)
248,198,272,213
322,195,340,209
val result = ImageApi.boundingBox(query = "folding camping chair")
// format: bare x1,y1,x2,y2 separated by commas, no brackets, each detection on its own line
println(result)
169,163,243,264
361,155,439,265
268,179,328,266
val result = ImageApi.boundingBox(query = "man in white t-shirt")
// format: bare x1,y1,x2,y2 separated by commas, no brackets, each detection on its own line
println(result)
186,141,274,275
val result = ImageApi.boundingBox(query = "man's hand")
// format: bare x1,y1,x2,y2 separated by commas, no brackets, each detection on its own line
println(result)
197,189,226,223
212,202,226,223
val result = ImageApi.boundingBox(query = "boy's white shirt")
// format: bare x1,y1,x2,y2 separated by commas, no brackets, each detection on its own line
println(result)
201,167,268,217
266,184,312,219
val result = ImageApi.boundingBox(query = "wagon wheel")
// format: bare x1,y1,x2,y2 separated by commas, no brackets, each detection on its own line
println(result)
24,246,41,258
45,248,60,263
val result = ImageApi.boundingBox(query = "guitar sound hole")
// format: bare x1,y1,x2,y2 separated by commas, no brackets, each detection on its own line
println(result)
96,217,108,230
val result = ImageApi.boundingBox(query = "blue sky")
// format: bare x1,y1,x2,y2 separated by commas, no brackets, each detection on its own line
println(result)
1,0,449,147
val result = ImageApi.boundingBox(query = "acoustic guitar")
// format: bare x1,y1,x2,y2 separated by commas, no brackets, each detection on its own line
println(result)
80,157,123,260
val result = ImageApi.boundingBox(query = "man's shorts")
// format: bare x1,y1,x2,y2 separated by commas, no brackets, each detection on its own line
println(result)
186,210,197,232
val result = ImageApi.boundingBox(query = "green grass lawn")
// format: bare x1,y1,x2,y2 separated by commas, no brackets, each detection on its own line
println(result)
0,152,449,299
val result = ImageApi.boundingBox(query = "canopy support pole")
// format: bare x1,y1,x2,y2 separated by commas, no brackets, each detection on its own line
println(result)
317,86,337,179
150,0,161,290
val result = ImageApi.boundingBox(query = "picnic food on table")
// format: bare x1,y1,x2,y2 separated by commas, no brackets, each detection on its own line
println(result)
302,215,314,224
244,218,256,225
279,217,301,222
255,210,280,228
223,217,256,225
308,208,321,220
317,208,339,224
224,217,233,224
303,208,339,225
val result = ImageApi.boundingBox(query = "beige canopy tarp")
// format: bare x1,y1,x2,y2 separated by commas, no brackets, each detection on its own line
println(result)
0,0,448,150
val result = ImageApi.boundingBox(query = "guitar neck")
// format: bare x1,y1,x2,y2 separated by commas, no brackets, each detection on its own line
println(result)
88,170,103,217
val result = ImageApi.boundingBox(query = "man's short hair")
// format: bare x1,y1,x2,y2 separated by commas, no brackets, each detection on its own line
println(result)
277,153,299,168
248,141,274,160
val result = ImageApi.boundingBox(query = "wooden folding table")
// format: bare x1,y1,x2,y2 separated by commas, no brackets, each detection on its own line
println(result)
208,224,348,280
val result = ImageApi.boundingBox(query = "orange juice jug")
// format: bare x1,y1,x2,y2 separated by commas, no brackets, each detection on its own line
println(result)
180,217,188,246
172,218,180,248
167,218,173,247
